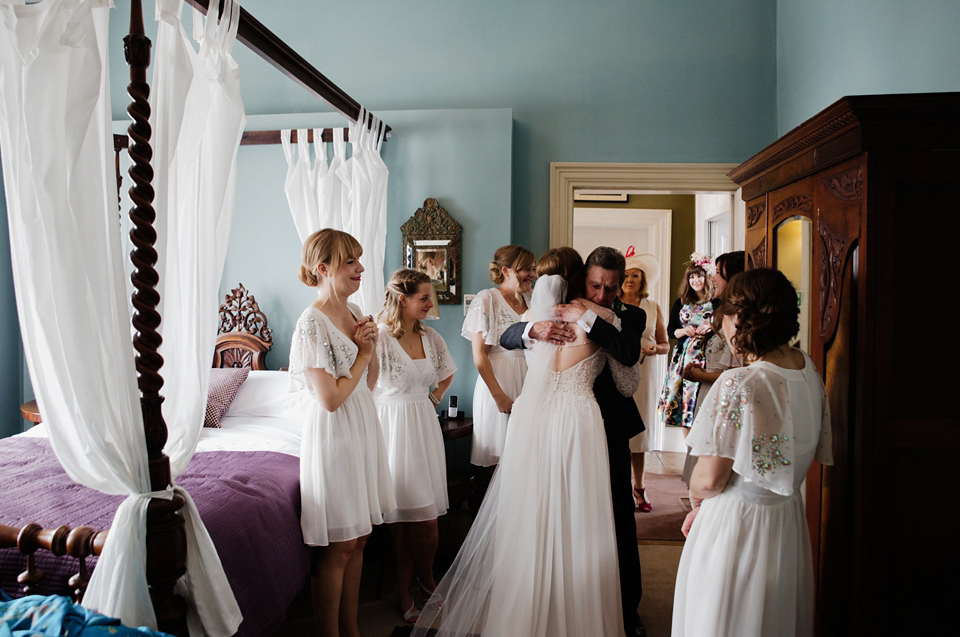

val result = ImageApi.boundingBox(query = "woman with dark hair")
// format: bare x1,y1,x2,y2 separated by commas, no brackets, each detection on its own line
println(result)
657,253,714,430
680,251,749,484
672,268,834,637
461,245,536,469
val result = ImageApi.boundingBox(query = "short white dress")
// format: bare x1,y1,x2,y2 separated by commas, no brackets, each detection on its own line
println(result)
461,288,529,467
673,351,834,637
374,325,457,523
289,304,396,546
628,297,661,453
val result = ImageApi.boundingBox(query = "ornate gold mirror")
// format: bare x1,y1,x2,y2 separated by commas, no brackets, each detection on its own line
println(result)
400,198,462,304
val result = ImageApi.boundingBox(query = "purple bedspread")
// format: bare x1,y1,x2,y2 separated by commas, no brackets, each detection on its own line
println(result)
0,437,310,637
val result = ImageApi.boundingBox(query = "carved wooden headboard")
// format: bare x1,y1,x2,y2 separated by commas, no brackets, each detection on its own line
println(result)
213,284,273,370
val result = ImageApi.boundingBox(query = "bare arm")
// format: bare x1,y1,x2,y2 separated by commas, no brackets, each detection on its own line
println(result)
682,363,722,383
307,351,374,412
472,332,513,413
308,317,378,412
681,455,734,537
642,303,670,357
431,373,455,405
366,345,380,391
690,455,734,503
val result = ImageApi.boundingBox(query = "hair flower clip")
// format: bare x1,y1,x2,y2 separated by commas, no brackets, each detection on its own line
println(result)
689,251,716,276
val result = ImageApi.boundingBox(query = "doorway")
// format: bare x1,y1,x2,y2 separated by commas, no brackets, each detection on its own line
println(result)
553,162,741,453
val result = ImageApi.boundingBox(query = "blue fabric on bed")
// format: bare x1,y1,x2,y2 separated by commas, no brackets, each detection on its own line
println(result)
0,591,172,636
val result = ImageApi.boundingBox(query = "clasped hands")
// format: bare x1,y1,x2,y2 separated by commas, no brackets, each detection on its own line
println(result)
528,299,604,345
352,315,378,353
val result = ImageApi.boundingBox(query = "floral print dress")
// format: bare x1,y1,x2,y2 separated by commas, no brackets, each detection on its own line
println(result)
658,299,714,428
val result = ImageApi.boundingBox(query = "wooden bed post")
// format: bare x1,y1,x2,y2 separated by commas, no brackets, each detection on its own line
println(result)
125,1,188,635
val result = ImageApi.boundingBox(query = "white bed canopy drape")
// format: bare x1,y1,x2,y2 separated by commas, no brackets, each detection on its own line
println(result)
281,106,388,314
0,0,242,634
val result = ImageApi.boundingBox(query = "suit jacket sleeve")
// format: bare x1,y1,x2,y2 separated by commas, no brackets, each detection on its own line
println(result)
587,304,644,366
500,321,528,350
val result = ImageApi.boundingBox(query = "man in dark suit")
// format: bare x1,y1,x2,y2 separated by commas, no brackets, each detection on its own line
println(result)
500,246,646,637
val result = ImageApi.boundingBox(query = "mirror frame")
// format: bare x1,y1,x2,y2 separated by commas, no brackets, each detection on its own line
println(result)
400,198,463,304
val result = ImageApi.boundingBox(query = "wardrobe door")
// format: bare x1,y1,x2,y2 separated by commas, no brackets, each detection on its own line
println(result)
865,150,960,635
812,156,863,636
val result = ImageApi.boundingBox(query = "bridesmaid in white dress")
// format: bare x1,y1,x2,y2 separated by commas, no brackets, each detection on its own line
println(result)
288,229,396,637
619,249,669,512
374,269,456,624
673,268,833,637
461,245,536,468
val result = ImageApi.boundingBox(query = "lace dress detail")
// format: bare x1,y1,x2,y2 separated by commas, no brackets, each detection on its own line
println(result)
552,350,607,396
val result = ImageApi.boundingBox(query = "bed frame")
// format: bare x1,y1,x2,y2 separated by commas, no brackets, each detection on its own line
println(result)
0,285,274,606
1,2,382,631
0,3,382,633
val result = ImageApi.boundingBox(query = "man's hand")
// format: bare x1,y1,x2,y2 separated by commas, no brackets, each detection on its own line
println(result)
555,300,587,323
529,320,575,345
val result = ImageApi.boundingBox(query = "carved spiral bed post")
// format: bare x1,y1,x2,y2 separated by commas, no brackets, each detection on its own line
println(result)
125,2,187,634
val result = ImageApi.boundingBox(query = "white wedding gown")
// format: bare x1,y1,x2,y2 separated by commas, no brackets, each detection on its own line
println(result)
414,276,626,637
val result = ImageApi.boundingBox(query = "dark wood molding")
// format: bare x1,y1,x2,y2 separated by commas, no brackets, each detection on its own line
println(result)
821,165,863,201
772,194,813,226
746,202,766,228
729,92,960,199
817,218,850,340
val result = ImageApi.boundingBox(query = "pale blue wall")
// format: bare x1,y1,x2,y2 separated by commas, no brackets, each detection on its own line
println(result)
0,155,22,437
221,109,512,414
7,0,960,434
776,0,960,134
109,0,779,255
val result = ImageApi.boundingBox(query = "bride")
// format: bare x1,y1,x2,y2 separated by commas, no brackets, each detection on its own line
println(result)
413,274,635,637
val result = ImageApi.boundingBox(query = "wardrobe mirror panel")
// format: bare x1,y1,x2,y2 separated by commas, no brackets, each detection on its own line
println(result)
774,216,813,351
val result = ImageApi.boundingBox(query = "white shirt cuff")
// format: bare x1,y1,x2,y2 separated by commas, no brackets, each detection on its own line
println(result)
578,309,598,333
522,322,537,348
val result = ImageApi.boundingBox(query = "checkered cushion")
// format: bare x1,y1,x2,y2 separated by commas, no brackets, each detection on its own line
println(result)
204,368,251,428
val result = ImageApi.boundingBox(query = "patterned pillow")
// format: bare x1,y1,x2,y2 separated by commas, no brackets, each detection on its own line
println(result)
204,368,251,428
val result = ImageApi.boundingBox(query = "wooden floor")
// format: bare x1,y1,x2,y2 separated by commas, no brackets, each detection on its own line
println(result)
273,452,687,637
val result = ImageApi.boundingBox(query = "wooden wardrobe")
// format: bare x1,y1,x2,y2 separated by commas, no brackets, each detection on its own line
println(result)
729,92,960,636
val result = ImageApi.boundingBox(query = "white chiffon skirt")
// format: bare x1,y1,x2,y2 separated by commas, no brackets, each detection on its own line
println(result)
299,387,396,545
470,349,527,466
415,377,624,637
377,394,449,523
673,484,814,637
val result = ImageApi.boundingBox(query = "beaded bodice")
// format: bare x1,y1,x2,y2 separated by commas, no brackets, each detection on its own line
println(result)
551,350,605,396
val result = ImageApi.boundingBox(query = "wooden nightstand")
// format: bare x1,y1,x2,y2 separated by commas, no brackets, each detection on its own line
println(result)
20,400,41,426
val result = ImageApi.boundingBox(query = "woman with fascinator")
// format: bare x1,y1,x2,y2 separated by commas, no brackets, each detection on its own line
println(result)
619,247,669,512
658,252,715,431
413,269,640,637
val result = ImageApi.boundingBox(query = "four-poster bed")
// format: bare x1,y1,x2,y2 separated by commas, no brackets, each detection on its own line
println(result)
0,0,388,634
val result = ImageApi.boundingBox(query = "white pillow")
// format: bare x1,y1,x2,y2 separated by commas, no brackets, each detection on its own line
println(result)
224,370,309,418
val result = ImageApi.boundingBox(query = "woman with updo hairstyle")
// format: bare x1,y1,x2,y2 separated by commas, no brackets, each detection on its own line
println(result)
672,268,834,637
461,245,536,469
373,269,456,624
289,228,396,637
658,254,715,430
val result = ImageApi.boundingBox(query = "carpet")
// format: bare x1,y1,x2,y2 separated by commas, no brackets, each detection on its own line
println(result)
635,471,691,543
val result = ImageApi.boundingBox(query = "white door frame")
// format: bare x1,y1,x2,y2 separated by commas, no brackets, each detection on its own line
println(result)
549,162,740,247
552,162,740,452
